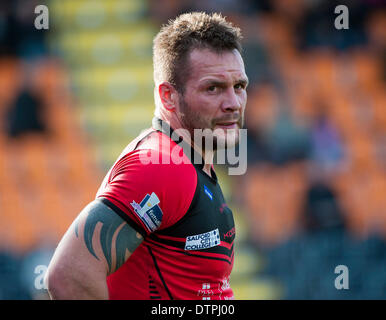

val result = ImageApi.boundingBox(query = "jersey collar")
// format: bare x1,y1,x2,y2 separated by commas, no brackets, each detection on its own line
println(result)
152,117,218,183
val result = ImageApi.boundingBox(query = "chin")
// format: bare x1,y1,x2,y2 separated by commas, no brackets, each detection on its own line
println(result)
214,129,239,150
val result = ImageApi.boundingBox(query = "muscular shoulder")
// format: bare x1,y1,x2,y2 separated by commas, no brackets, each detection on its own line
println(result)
97,133,198,233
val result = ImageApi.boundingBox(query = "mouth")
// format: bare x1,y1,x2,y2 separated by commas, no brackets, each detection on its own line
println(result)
215,121,239,130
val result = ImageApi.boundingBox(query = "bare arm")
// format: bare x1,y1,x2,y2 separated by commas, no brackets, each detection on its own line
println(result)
45,199,143,299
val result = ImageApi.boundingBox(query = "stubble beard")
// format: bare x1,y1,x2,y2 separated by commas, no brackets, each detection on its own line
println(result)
178,95,243,152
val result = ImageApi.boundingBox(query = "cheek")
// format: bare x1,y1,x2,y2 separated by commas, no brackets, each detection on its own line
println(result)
190,94,219,115
239,92,247,106
181,94,215,126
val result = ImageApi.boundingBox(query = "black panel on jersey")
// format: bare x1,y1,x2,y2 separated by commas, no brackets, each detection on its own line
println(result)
151,117,236,258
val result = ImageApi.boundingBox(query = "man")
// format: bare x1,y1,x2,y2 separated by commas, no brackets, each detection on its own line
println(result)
46,12,248,300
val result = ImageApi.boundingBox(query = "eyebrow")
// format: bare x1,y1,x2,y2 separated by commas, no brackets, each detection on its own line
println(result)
237,78,249,87
201,77,249,87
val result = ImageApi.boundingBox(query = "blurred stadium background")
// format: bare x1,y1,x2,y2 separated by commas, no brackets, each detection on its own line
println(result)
0,0,385,300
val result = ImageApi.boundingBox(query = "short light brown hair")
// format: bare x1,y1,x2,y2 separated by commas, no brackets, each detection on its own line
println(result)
153,12,243,94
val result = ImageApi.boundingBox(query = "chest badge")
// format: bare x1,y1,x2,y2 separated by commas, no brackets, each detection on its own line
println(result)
184,229,220,250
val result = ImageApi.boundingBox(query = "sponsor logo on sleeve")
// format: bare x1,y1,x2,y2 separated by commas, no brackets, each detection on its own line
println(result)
130,192,163,232
184,229,220,250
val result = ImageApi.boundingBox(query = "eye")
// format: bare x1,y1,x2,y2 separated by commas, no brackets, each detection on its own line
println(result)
207,85,217,92
234,83,245,90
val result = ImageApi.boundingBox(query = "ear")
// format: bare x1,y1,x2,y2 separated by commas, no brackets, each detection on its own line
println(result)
158,82,179,112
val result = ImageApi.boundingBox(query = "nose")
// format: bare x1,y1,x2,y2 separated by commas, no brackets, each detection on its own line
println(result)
221,87,241,113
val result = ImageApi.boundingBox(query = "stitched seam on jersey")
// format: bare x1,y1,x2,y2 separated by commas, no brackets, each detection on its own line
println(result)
176,247,232,265
148,234,185,249
132,128,157,151
146,236,233,256
147,246,173,300
148,237,234,260
146,238,233,265
147,234,235,257
150,233,186,242
98,197,147,238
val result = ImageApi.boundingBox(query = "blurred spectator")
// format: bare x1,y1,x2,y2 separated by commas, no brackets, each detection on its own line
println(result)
365,9,386,80
243,41,273,85
244,83,278,164
264,107,311,166
309,105,345,173
245,122,269,165
0,0,48,60
302,180,346,233
298,0,368,50
0,2,15,56
4,84,47,138
0,251,32,299
0,0,51,139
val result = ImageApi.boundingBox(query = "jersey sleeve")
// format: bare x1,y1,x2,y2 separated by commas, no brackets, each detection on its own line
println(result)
96,149,198,237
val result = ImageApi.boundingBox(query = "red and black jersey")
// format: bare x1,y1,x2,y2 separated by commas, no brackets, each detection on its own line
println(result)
96,117,236,300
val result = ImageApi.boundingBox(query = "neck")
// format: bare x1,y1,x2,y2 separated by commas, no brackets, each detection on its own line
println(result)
158,115,214,177
197,145,215,177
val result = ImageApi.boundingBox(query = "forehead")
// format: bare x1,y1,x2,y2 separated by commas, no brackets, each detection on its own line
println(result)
185,48,247,83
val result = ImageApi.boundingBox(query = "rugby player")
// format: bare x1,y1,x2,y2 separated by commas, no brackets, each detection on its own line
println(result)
45,11,248,300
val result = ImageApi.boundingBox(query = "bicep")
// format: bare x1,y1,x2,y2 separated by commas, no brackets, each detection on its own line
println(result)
73,199,144,274
48,199,144,287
